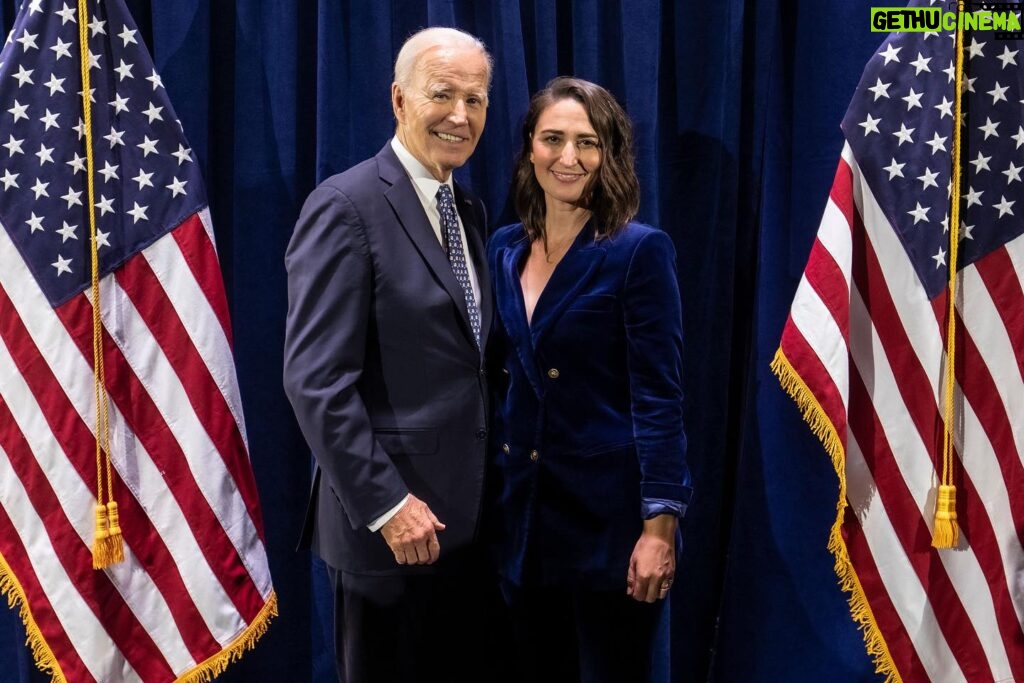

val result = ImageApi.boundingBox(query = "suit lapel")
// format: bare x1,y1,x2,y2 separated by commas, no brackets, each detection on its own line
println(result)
495,235,544,396
529,228,606,347
377,145,480,351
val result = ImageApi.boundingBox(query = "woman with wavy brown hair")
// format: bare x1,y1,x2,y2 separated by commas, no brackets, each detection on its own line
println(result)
487,77,692,683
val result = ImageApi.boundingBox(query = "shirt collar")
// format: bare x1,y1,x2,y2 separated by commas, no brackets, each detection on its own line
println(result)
390,137,455,200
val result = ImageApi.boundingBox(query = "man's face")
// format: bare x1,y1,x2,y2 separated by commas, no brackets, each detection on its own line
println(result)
392,44,489,182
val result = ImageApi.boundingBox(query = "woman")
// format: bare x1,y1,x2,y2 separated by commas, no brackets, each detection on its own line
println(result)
487,77,692,683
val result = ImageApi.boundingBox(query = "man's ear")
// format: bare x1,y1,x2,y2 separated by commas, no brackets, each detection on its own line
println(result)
391,83,405,123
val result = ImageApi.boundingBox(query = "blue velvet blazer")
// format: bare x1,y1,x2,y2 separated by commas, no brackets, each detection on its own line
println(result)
487,221,692,590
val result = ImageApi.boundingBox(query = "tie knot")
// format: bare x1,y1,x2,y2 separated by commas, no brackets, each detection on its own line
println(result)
436,183,454,205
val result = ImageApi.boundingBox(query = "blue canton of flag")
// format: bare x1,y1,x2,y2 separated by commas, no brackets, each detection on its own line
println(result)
0,0,206,307
843,0,1024,299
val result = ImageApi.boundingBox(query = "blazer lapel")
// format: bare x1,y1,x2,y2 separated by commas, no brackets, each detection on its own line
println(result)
495,236,544,396
529,228,606,346
377,145,479,350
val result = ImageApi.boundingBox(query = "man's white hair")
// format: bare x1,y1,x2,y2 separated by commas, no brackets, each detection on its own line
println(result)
393,27,493,92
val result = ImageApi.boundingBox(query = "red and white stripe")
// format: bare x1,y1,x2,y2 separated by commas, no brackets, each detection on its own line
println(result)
779,143,1024,683
0,210,274,682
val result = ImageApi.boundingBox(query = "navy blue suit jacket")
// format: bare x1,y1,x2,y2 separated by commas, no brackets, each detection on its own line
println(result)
284,143,491,575
487,222,692,589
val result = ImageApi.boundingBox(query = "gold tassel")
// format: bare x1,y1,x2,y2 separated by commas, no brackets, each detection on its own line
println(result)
92,503,109,567
106,500,122,538
105,501,124,563
931,0,965,555
92,502,124,569
931,484,959,549
78,0,125,573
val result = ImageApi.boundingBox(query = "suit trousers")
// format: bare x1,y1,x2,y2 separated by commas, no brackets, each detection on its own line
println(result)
329,549,513,683
501,581,665,683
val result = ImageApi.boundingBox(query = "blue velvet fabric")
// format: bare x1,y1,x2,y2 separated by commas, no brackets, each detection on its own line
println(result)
488,222,691,589
0,1,891,681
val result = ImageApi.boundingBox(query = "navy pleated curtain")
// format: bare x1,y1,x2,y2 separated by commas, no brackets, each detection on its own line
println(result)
0,1,893,681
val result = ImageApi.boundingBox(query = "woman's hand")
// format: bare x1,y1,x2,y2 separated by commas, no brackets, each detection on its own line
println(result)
626,514,677,603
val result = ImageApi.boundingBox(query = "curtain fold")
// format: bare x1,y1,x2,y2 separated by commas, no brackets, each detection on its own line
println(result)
711,1,890,680
1,1,886,680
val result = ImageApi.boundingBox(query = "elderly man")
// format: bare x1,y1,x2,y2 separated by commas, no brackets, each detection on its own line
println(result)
284,27,498,683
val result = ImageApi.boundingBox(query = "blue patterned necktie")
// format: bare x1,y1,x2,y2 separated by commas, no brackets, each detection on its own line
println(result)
436,184,481,348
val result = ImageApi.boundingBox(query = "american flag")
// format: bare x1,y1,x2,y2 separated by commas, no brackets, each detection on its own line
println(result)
773,1,1024,681
0,0,275,681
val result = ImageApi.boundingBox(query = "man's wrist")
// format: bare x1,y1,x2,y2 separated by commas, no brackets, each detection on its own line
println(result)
367,494,409,532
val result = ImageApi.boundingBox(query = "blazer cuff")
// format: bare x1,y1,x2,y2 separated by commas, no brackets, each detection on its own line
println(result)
639,481,694,505
641,497,688,519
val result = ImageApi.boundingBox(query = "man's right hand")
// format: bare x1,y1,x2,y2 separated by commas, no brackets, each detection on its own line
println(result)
380,494,445,565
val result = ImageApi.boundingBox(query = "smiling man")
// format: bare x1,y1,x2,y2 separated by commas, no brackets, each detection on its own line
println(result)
284,27,502,683
392,32,489,181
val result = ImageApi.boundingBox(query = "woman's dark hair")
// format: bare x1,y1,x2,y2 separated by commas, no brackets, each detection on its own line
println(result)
512,77,640,241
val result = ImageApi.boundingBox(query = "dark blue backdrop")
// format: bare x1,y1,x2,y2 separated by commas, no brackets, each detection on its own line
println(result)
0,1,889,681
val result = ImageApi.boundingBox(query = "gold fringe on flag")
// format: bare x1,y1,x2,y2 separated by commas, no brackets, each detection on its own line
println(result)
1,546,276,682
771,349,902,683
0,552,66,681
175,592,278,683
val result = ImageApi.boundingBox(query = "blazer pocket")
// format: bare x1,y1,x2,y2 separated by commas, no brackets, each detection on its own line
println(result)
374,428,439,456
567,294,616,313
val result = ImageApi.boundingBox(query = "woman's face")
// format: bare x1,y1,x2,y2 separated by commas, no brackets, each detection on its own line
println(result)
530,98,602,209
